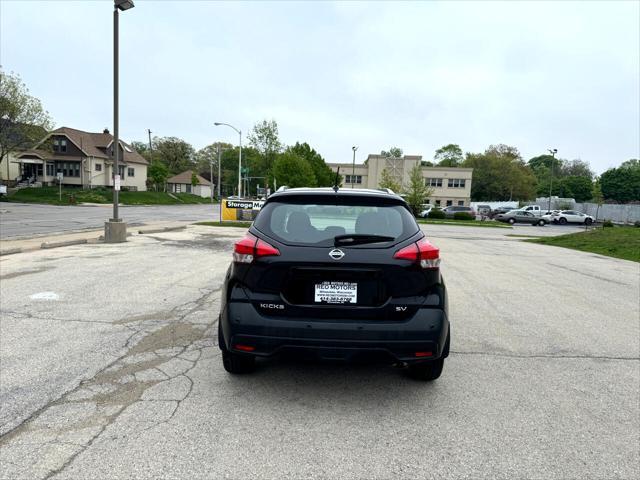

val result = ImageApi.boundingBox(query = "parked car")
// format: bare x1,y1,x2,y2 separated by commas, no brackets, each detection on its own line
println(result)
553,210,595,225
520,205,543,216
441,205,476,218
476,205,492,217
540,212,556,224
418,204,434,218
219,187,450,381
495,210,546,226
490,206,516,218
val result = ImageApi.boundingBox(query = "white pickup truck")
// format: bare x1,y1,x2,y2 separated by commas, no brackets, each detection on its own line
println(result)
519,205,543,216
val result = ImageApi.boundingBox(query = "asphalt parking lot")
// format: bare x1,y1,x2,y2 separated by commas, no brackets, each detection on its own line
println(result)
0,224,638,479
0,203,219,239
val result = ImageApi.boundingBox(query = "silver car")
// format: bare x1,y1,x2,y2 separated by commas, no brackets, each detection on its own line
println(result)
495,210,546,226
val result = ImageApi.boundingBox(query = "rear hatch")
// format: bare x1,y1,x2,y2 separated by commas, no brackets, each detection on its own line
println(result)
234,192,441,320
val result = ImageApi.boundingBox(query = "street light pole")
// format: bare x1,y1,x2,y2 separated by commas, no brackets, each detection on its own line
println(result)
113,4,120,222
548,148,558,211
351,146,358,189
105,0,134,243
210,155,214,204
214,122,242,197
217,144,222,200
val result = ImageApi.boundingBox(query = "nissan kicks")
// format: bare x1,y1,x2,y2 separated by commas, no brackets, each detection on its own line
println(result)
218,187,450,380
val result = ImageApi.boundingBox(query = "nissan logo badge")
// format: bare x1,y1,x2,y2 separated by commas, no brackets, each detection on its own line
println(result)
329,248,345,260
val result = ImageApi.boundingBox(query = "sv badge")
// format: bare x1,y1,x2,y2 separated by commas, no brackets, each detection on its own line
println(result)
395,306,407,312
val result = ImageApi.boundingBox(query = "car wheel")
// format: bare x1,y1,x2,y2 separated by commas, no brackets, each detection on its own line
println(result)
508,218,516,224
558,217,567,225
442,329,450,358
217,320,227,352
538,219,546,226
585,218,593,225
408,358,444,381
222,350,256,374
219,321,256,374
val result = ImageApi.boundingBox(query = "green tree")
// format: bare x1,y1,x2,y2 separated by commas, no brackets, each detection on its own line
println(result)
600,160,640,203
247,119,282,172
286,142,334,187
0,70,54,181
378,167,402,193
463,144,537,201
194,142,233,181
272,152,316,188
527,154,556,172
191,172,199,187
434,144,463,167
557,176,594,202
560,159,593,179
591,179,604,222
404,163,433,215
381,147,403,158
147,160,169,191
154,137,195,174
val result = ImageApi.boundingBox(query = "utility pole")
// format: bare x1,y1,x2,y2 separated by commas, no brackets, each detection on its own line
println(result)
351,146,358,188
548,148,558,211
210,154,214,204
147,129,153,155
217,144,222,201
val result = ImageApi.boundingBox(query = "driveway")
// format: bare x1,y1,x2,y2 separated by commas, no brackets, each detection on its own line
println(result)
0,224,638,479
0,203,220,239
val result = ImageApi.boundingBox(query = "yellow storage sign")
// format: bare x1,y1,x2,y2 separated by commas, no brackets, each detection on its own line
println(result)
221,199,265,221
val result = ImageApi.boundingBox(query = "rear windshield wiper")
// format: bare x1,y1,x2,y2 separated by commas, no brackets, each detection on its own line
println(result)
334,234,395,246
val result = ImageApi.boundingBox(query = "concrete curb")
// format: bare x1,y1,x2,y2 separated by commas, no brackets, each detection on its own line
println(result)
0,248,22,256
41,239,88,249
138,226,187,234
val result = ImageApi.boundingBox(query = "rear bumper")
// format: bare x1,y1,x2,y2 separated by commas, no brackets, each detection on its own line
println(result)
220,302,449,363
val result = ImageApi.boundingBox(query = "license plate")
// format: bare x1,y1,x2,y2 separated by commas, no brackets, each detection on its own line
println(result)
314,281,357,304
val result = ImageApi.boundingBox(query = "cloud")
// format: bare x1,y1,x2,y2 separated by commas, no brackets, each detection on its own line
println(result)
1,0,638,173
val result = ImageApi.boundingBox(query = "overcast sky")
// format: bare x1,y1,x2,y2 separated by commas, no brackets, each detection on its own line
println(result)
1,0,638,173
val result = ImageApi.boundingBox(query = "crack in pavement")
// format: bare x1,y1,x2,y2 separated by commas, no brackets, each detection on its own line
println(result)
0,285,221,480
547,263,634,287
450,350,640,361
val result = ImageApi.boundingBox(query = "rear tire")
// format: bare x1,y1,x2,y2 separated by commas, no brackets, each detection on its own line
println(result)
408,358,444,381
442,329,450,358
219,320,256,374
222,350,256,374
538,219,546,226
559,217,567,225
508,218,516,224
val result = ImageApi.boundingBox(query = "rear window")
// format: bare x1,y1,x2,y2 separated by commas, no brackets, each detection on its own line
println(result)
254,200,419,246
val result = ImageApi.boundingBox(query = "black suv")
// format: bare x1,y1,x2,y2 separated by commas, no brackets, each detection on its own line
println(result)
218,188,450,380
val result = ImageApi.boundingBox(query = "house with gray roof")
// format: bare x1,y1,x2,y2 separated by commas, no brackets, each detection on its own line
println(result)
167,170,212,198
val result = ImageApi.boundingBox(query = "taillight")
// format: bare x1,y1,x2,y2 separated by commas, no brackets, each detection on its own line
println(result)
233,233,280,263
393,237,440,269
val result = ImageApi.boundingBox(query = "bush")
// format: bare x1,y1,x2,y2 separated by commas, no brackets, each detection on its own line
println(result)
603,219,614,228
428,209,446,219
634,221,640,228
453,212,475,221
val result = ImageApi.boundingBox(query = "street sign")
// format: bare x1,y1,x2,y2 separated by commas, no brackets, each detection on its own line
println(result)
114,175,121,191
57,172,63,182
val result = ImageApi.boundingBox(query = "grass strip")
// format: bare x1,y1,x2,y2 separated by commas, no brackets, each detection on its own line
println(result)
525,226,639,262
5,187,214,205
195,221,253,228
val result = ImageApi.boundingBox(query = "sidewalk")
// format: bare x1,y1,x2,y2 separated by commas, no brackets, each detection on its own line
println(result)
0,221,191,255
